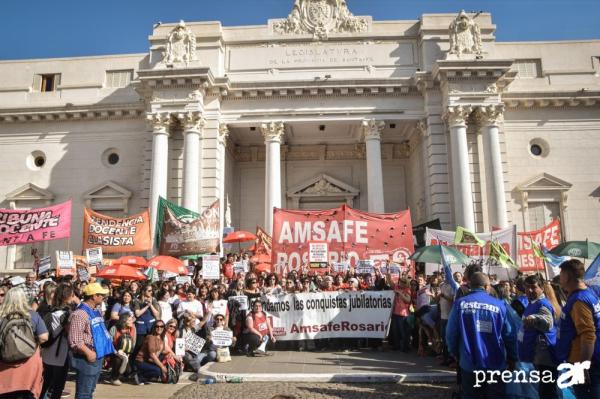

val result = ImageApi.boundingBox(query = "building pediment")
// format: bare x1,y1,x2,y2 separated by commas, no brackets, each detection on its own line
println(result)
83,181,132,200
5,183,54,202
518,173,572,192
288,174,359,198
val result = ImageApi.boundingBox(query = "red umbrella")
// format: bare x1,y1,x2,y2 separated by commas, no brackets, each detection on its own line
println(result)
254,262,273,273
223,231,257,243
147,256,188,275
117,256,147,267
95,263,147,281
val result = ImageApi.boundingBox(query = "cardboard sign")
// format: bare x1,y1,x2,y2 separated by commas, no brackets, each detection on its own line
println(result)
184,332,206,355
175,338,186,357
309,242,329,263
202,255,220,280
0,200,72,247
211,300,228,316
77,267,90,282
56,251,75,275
83,209,151,253
38,256,52,275
210,328,233,347
233,261,249,274
331,262,349,274
9,276,25,286
176,276,192,285
356,260,375,275
228,295,248,311
85,247,104,270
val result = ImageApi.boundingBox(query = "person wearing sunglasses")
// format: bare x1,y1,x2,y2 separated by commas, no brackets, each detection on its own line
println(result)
133,322,167,385
207,314,237,362
131,285,161,368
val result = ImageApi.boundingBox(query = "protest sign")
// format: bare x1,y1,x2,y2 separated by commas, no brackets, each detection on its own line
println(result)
77,267,90,282
211,300,228,316
175,338,186,357
38,256,52,275
83,209,151,253
309,242,329,272
517,220,561,272
233,261,248,274
210,329,233,347
85,247,103,270
272,205,414,274
158,199,220,257
229,295,248,311
0,200,72,247
262,291,394,341
183,332,206,355
9,276,25,286
176,276,192,285
331,262,349,274
56,251,75,275
202,255,220,280
356,260,375,275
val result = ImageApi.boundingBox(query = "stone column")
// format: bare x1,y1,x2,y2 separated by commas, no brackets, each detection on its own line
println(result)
479,105,508,228
218,124,229,237
148,113,171,238
261,122,285,235
362,119,386,213
181,112,205,213
445,106,475,231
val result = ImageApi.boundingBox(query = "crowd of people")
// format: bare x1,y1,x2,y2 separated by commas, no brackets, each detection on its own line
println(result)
0,253,598,399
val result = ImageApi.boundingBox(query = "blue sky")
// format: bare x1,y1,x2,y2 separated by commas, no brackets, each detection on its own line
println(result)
2,0,599,60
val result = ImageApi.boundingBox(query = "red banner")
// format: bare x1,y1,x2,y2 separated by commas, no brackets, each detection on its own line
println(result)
272,204,414,274
517,219,562,272
0,200,72,246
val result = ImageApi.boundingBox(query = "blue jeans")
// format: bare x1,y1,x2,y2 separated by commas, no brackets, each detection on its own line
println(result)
135,360,163,382
573,361,600,399
69,354,102,399
461,368,505,399
391,315,409,351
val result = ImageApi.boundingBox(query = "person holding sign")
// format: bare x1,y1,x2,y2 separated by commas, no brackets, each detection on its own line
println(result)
243,300,276,356
206,314,236,362
177,312,208,372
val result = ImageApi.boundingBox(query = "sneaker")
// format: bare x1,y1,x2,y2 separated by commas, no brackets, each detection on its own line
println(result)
133,374,144,386
110,379,122,386
61,391,71,398
253,350,266,357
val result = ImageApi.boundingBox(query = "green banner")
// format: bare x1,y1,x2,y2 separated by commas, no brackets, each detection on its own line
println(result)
154,197,199,249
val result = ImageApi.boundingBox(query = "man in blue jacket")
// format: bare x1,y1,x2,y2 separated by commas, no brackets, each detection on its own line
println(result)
446,272,517,398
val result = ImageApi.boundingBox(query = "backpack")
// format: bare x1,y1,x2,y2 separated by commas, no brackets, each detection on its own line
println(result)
116,332,134,354
162,360,182,384
0,313,38,363
40,308,68,349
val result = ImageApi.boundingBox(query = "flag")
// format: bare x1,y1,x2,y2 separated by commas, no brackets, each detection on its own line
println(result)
490,240,518,269
533,241,568,268
144,267,159,283
584,253,600,296
155,197,199,248
440,246,460,293
454,226,485,247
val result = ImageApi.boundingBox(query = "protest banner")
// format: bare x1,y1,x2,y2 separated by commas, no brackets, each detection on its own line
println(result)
262,291,394,341
201,255,220,280
210,329,233,347
158,199,220,257
211,300,228,316
272,204,414,274
175,338,186,357
83,209,151,253
38,256,52,275
229,295,249,311
85,247,104,270
56,250,75,276
517,219,562,272
425,226,517,276
412,219,442,248
0,200,71,247
183,332,206,355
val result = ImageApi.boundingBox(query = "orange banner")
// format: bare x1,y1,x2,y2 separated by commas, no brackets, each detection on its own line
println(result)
83,208,151,253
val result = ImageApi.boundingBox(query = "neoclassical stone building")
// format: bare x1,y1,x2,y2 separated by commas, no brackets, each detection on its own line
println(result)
0,1,599,272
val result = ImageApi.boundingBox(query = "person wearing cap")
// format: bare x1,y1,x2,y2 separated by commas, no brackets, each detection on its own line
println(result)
68,283,115,399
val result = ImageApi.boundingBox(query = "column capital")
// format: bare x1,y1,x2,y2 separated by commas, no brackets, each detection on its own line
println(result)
476,104,505,127
443,105,473,127
361,119,385,141
415,119,428,139
218,123,230,146
261,121,285,143
178,111,205,133
147,112,171,134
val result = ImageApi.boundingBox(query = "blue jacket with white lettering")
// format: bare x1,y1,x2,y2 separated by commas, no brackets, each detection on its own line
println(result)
446,288,517,371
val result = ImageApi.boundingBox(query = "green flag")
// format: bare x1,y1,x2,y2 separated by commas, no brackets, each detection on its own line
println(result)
454,226,485,247
490,240,518,269
532,241,545,260
155,197,199,248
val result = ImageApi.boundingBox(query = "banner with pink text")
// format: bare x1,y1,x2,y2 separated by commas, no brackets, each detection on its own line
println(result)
0,200,72,246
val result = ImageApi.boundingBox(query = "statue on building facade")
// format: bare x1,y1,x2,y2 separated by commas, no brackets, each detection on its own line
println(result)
274,0,368,39
163,20,197,65
448,10,482,57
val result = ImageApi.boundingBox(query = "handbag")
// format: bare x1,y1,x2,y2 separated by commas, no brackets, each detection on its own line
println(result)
216,347,231,362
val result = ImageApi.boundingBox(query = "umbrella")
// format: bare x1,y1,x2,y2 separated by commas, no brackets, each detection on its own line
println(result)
95,263,147,281
223,231,257,243
147,256,188,275
117,256,147,267
550,240,600,260
408,245,471,265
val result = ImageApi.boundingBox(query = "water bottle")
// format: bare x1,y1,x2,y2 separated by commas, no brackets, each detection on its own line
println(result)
203,377,216,385
226,377,243,383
